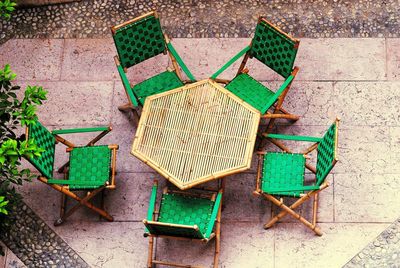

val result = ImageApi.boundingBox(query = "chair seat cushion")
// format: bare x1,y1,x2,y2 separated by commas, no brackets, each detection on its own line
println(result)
157,192,214,238
261,152,306,197
68,145,111,190
134,70,184,105
226,73,275,113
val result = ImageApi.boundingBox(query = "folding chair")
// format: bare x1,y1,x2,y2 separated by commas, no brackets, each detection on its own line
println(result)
144,181,223,268
24,120,118,226
254,118,339,235
111,11,196,121
211,16,300,133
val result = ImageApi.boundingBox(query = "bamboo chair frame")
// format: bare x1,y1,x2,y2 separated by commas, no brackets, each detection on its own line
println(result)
144,180,224,268
254,118,339,236
111,11,196,123
25,123,119,226
211,16,300,134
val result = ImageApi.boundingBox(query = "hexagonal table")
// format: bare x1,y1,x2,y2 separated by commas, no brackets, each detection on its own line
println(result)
131,79,260,190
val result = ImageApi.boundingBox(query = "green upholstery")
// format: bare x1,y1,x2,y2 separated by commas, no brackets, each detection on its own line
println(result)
134,70,183,105
316,123,337,185
145,191,219,240
67,146,111,190
52,126,109,135
113,14,166,69
226,73,274,113
251,19,298,78
261,152,306,197
27,121,56,179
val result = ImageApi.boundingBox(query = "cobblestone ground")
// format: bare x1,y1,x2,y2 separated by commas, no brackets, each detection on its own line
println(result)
1,0,400,45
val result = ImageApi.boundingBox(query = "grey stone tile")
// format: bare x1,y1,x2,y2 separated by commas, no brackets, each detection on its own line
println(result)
387,39,400,80
0,39,64,81
335,173,400,223
296,38,386,81
332,82,400,126
24,81,114,126
0,242,26,268
274,223,388,268
61,39,117,81
51,222,148,268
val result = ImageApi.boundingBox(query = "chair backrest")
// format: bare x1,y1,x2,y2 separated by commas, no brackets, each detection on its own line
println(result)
144,220,205,239
111,11,166,69
26,121,56,179
316,120,339,185
250,18,299,78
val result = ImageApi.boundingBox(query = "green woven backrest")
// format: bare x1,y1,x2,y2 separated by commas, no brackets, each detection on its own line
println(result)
250,19,299,78
316,122,337,185
27,121,56,179
113,14,166,69
145,221,204,239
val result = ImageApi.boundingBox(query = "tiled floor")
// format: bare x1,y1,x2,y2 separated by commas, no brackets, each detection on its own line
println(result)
1,37,398,267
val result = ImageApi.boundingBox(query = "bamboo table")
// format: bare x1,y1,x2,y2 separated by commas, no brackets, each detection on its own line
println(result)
131,79,260,190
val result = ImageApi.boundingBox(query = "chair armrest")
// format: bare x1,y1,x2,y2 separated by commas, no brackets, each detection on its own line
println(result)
166,42,196,82
114,56,139,107
144,180,158,235
210,45,251,80
205,191,222,239
259,74,294,114
52,126,111,135
265,133,322,143
265,185,321,193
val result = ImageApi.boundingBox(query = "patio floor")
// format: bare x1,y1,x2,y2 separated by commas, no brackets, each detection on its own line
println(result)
1,36,399,267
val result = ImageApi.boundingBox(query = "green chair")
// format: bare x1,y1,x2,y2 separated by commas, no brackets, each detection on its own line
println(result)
211,17,300,133
111,11,196,121
144,181,223,268
254,118,339,235
24,120,118,226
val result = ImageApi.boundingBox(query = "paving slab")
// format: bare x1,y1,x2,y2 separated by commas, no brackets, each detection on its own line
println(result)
61,39,118,81
0,242,26,268
0,39,64,81
333,81,400,126
335,173,400,223
387,39,400,80
274,223,388,268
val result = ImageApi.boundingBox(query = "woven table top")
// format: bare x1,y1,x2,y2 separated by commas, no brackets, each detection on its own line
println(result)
132,79,260,189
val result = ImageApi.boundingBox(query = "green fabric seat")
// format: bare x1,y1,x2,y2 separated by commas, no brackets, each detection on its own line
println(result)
134,70,184,105
226,73,275,113
67,146,111,190
157,192,215,238
261,152,306,197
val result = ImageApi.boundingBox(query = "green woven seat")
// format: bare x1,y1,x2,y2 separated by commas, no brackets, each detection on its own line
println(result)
261,152,306,197
255,119,339,235
134,70,184,105
25,120,118,225
144,182,223,267
112,11,195,115
226,73,275,113
211,17,300,131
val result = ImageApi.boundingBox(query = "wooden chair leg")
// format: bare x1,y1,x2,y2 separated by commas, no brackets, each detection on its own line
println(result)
118,102,134,112
147,236,154,268
60,192,67,218
263,194,322,236
313,193,318,226
213,202,222,268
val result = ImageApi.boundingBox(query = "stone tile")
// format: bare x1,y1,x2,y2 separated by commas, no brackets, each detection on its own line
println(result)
220,222,274,268
110,82,139,126
0,241,5,268
387,39,400,80
5,248,26,268
26,81,114,126
274,81,335,126
335,174,400,223
51,222,148,268
222,173,271,223
107,172,158,221
332,82,400,126
0,39,64,81
296,38,386,81
61,39,117,81
275,223,388,268
336,126,391,174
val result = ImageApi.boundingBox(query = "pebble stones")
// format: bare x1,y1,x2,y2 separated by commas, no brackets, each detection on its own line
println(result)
344,218,400,268
1,0,400,45
0,200,89,268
